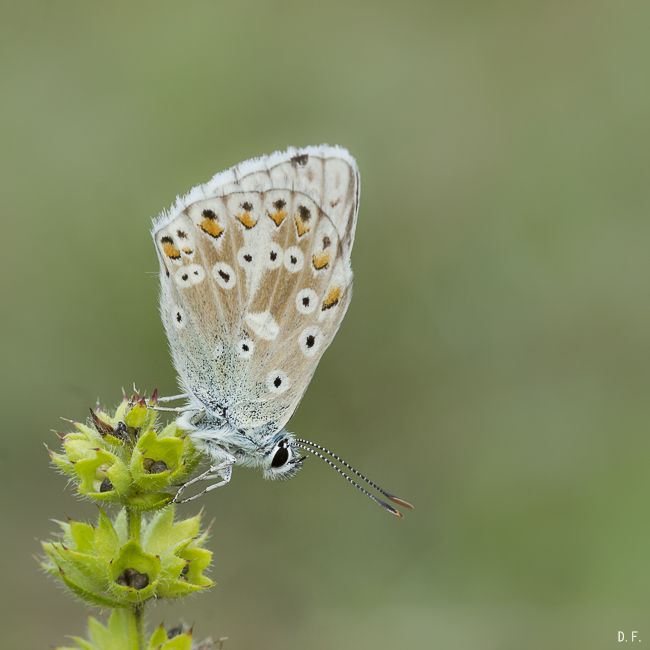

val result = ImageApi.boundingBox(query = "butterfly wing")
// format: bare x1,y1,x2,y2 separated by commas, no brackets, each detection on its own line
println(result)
153,145,359,433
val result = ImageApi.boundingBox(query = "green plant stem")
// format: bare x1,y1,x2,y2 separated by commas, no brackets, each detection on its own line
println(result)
127,506,141,542
126,507,145,649
134,603,145,648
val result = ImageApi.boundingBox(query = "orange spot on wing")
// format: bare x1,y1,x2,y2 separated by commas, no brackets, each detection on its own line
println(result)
268,209,287,226
322,286,342,311
237,212,257,229
199,217,224,239
312,252,330,270
162,240,181,260
294,215,310,237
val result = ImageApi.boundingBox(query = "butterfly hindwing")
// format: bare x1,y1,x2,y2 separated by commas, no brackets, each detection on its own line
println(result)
153,146,358,432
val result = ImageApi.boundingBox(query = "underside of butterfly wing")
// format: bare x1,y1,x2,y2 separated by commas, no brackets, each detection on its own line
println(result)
152,146,358,434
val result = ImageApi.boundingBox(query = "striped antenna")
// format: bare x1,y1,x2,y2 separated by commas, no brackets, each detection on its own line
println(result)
296,441,412,518
296,438,414,511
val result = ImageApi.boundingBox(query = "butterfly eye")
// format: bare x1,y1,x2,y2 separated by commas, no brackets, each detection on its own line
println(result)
271,441,290,468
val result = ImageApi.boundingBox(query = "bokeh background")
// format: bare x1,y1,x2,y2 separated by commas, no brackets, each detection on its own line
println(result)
2,1,649,648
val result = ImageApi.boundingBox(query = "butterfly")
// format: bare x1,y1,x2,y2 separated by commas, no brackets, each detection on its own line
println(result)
151,145,413,517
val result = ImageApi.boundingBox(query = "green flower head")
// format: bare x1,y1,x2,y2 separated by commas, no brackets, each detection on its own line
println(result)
48,393,200,509
42,507,213,608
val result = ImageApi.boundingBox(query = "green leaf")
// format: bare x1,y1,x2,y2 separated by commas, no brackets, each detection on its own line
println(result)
146,625,193,650
88,610,139,649
94,510,119,560
69,521,96,553
57,610,140,650
147,625,169,648
142,507,201,556
63,435,100,463
124,401,157,431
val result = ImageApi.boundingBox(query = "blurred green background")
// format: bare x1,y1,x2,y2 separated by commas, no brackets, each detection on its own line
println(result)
2,1,649,648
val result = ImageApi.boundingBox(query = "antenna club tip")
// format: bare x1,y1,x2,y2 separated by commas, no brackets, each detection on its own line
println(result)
388,495,415,510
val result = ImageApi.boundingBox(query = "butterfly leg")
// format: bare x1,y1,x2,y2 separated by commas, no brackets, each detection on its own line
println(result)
173,464,233,504
155,393,189,403
172,459,234,503
149,405,186,413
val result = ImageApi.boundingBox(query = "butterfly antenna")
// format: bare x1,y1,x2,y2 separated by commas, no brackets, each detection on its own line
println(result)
296,441,410,518
296,438,414,511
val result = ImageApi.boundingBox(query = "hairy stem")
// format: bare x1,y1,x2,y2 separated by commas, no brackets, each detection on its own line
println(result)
134,603,145,648
127,507,145,648
127,507,141,542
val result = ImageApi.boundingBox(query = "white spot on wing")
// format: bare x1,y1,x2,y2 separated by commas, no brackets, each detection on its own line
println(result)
237,338,255,359
245,311,280,341
266,370,290,394
237,247,255,268
284,246,304,273
172,306,185,329
212,262,236,289
174,263,205,288
296,288,318,314
298,326,322,357
266,242,283,269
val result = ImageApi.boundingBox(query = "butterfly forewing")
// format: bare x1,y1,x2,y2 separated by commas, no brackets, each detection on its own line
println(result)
201,146,359,252
153,146,358,433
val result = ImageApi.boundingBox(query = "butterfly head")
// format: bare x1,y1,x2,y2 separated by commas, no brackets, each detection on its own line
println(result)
261,432,305,480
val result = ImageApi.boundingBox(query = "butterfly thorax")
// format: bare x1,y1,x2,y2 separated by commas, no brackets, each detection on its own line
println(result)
176,403,299,477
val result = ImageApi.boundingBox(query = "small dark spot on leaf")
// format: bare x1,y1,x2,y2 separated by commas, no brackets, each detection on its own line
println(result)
167,625,184,638
116,568,149,590
113,421,129,441
99,478,113,492
143,458,169,474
